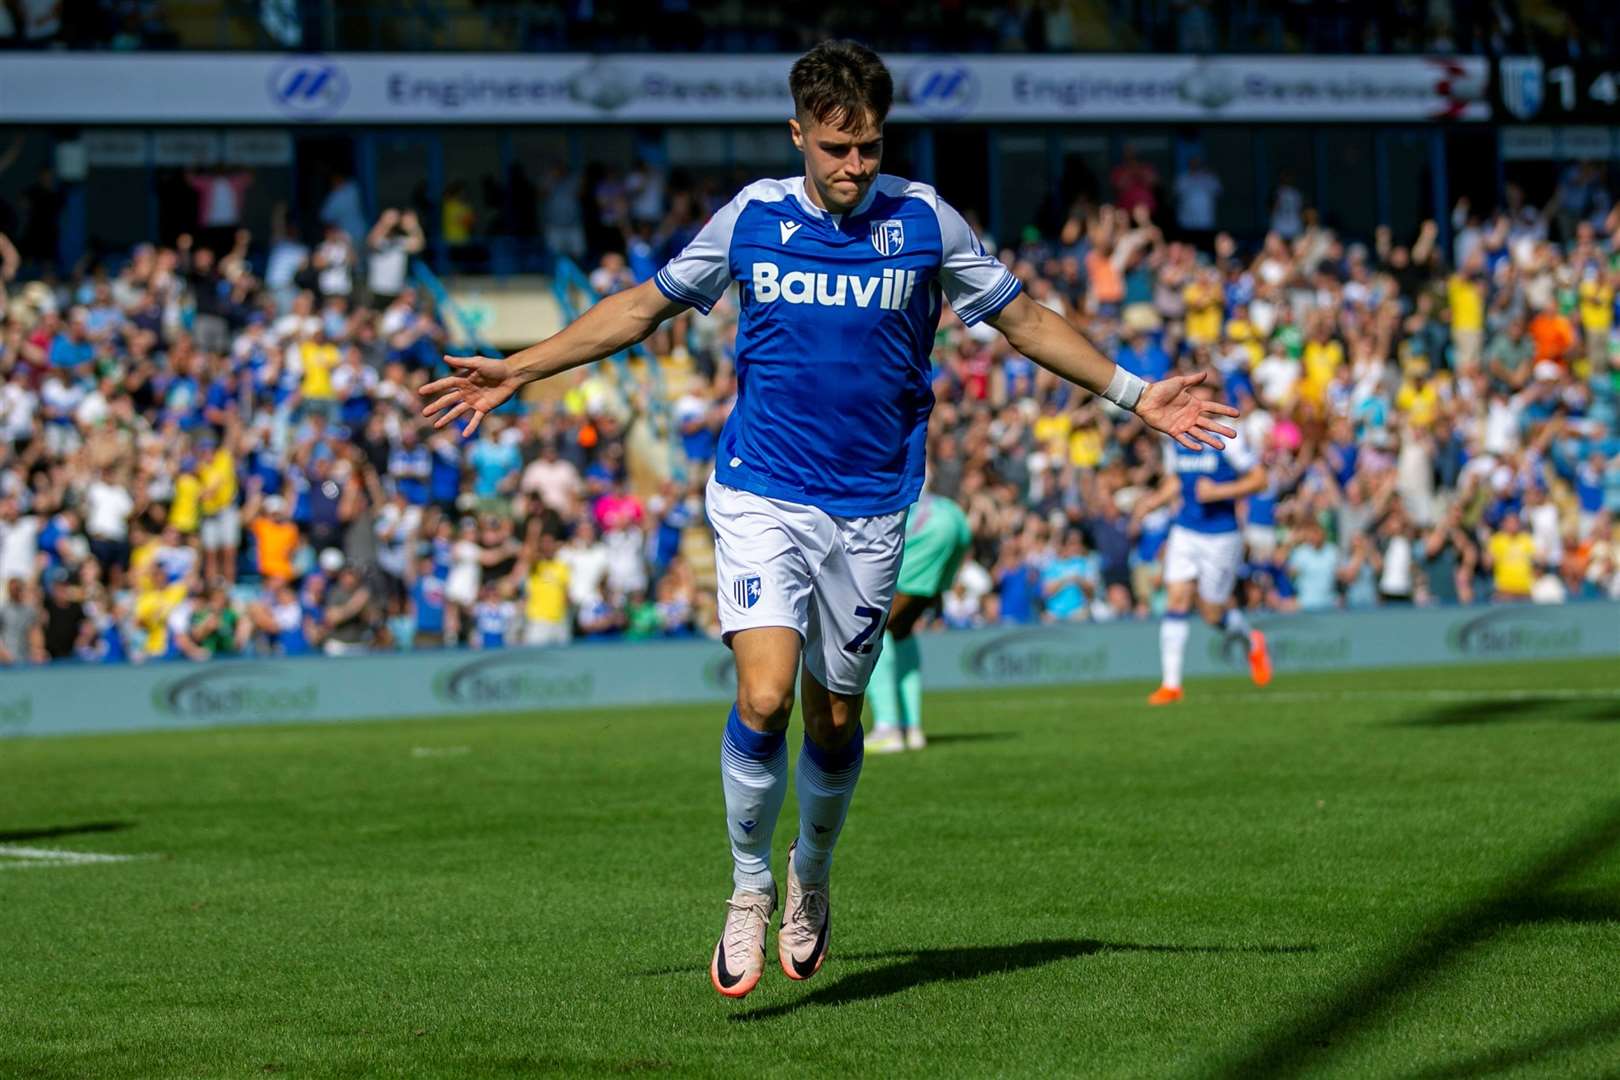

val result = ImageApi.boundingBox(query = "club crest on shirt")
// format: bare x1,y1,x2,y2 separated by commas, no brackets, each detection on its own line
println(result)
870,219,905,257
733,574,763,609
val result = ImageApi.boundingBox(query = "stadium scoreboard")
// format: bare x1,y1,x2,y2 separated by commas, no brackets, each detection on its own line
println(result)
1498,56,1620,123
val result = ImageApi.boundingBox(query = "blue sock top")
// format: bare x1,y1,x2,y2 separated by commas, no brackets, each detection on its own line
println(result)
724,705,787,761
802,721,864,773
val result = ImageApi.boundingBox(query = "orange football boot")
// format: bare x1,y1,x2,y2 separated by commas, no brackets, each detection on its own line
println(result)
1248,630,1272,687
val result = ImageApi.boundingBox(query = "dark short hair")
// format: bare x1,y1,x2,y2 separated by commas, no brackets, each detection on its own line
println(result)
789,40,893,131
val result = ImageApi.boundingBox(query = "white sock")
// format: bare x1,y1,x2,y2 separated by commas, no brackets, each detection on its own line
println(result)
1222,606,1251,645
1161,615,1190,690
720,706,788,895
793,723,865,886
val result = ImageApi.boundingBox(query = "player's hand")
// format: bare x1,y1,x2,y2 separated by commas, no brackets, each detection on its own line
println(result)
419,355,521,437
1195,477,1217,502
1135,371,1238,452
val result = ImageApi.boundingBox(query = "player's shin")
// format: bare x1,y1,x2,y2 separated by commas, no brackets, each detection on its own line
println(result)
893,635,922,731
1160,613,1190,691
721,705,788,894
866,633,902,735
1220,605,1251,647
793,723,865,885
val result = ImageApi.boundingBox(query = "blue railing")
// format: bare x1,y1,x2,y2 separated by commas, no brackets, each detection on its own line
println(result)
548,258,686,483
410,258,496,359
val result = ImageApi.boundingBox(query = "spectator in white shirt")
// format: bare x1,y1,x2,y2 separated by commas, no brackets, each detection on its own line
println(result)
560,519,610,610
0,497,40,584
366,208,425,306
85,467,135,580
1173,156,1223,248
521,440,582,516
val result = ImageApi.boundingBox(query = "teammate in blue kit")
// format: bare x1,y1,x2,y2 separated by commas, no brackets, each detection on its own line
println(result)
420,40,1238,1000
1132,381,1272,705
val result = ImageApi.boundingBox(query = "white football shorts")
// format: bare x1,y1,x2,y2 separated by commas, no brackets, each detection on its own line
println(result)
707,475,905,695
1163,525,1244,605
200,505,241,552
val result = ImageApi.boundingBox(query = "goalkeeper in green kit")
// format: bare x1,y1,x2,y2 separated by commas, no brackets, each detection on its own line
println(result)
865,492,974,753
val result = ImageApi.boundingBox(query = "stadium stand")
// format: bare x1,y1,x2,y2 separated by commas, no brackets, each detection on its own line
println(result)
0,147,1617,665
4,0,1610,59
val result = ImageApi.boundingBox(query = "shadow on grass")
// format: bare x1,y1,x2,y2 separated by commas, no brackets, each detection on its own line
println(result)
1208,797,1620,1080
1396,697,1620,728
910,732,1019,748
1410,1005,1620,1079
727,939,1316,1023
0,821,134,843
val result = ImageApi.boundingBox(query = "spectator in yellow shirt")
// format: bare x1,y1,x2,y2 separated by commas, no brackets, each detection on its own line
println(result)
524,534,572,646
1486,512,1537,601
133,564,189,659
1182,269,1224,346
296,333,340,420
1395,365,1441,428
443,181,476,247
1068,423,1103,469
1578,267,1614,376
1301,317,1345,406
198,433,240,583
1446,253,1486,370
1225,307,1264,368
128,524,160,582
170,457,202,536
1032,399,1072,458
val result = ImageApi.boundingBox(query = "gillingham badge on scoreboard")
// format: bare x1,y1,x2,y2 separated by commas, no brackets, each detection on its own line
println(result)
870,219,905,257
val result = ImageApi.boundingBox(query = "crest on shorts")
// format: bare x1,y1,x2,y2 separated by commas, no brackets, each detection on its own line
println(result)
733,574,763,609
870,219,904,257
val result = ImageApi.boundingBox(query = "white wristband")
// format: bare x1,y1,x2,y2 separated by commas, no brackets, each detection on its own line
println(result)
1102,366,1147,412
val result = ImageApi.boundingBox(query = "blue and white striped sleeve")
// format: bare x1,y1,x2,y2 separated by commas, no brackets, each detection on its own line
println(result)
654,196,743,316
934,197,1021,326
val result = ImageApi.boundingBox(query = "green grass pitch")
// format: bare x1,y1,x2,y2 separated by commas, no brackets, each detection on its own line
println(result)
3,657,1618,1078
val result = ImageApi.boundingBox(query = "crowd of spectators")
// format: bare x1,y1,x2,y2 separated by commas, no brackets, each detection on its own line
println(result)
0,0,177,50
1,0,1579,58
0,151,1617,666
0,180,712,664
894,175,1620,626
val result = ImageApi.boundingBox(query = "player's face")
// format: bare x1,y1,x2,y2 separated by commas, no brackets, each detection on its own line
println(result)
790,110,883,215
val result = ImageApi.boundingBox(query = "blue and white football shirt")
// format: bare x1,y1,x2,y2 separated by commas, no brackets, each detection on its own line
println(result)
655,175,1021,517
1163,434,1259,535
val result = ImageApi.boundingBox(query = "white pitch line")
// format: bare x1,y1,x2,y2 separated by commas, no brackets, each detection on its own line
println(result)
0,844,153,868
975,687,1620,710
411,745,471,758
1163,687,1620,705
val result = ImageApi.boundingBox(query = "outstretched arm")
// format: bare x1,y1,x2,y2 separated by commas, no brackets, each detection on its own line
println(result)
987,292,1237,450
1131,471,1182,527
420,280,686,436
0,232,18,283
1196,464,1267,504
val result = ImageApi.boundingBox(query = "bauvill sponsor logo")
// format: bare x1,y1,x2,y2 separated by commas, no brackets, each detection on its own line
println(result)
750,263,920,310
433,653,595,707
0,696,31,733
1447,608,1583,657
152,664,318,720
960,628,1109,682
1211,617,1352,668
